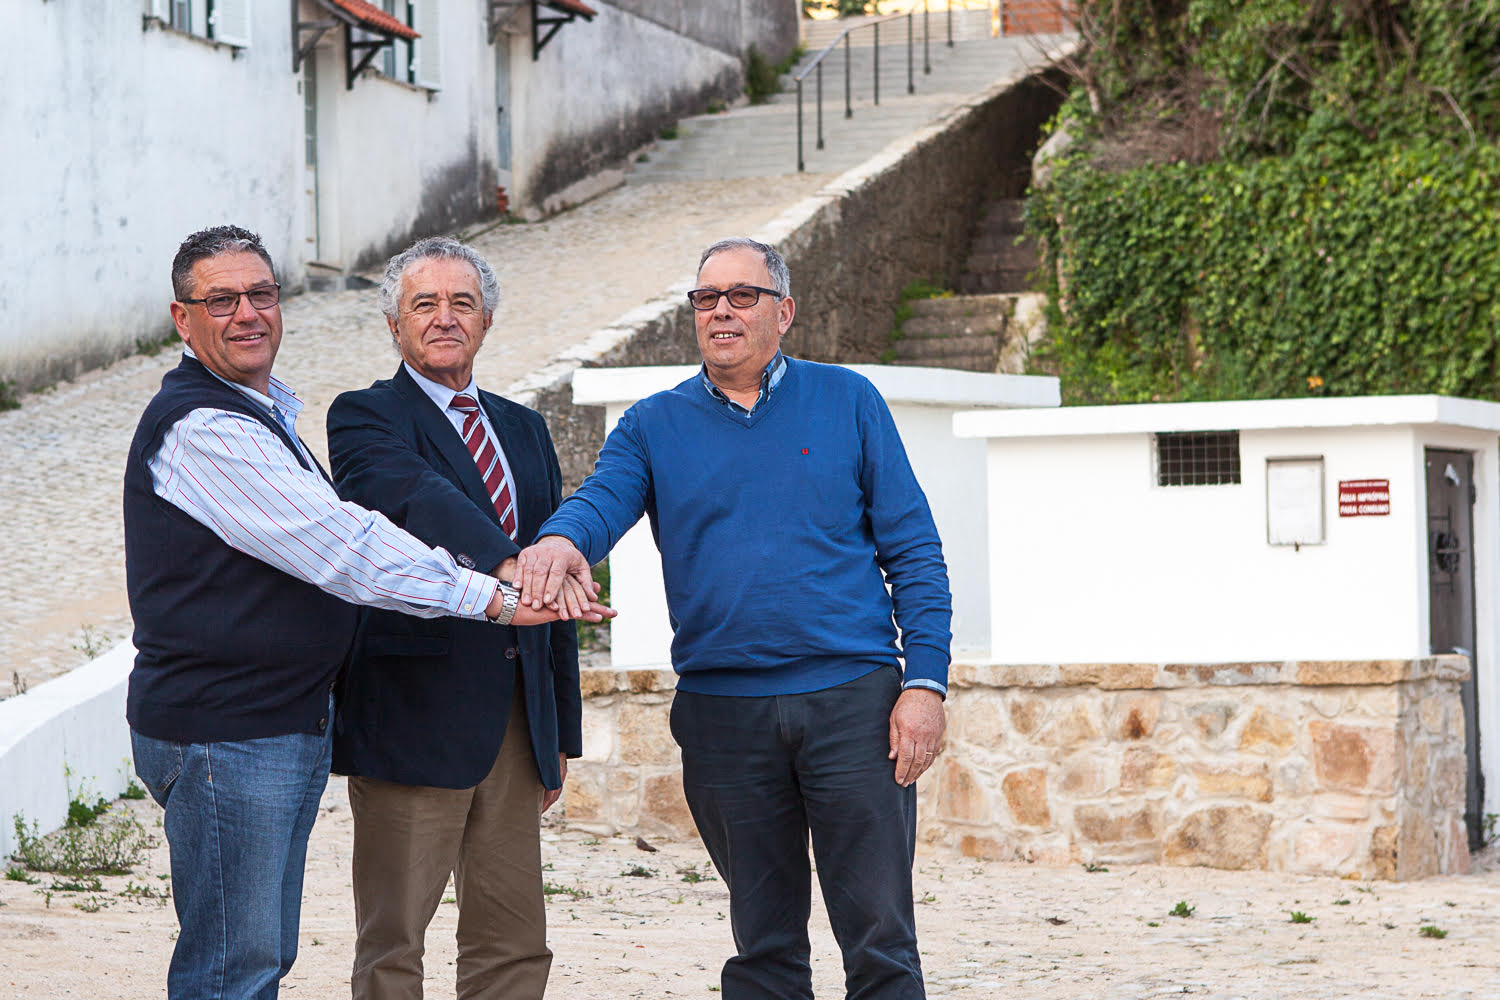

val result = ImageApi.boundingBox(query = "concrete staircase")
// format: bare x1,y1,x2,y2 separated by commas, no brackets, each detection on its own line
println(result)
890,197,1047,373
959,197,1039,294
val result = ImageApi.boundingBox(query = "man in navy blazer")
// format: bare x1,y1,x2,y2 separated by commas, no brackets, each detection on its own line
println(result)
326,237,588,1000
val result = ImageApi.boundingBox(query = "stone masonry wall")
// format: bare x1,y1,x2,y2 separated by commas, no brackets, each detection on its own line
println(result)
560,657,1472,881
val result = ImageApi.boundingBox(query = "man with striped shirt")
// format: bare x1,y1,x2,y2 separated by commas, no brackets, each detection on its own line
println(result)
123,225,608,1000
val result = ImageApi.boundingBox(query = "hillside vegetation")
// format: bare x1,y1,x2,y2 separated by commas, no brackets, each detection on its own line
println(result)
1028,0,1500,403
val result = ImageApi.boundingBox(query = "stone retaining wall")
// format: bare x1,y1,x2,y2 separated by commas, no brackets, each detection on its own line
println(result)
560,657,1471,880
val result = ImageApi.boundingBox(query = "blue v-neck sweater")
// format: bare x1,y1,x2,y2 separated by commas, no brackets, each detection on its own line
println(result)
541,359,951,696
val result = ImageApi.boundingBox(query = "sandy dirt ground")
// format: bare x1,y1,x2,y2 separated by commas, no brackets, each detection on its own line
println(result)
3,779,1500,1000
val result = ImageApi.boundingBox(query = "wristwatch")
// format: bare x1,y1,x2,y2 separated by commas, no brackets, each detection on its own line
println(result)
488,581,521,626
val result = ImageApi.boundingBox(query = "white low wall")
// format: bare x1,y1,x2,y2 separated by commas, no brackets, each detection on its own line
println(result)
0,641,134,859
572,363,1060,666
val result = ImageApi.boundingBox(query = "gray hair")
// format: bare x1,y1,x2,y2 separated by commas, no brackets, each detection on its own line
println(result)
172,225,275,300
379,236,501,322
698,238,791,298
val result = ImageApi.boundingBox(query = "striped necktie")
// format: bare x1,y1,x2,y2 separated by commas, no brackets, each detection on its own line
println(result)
450,394,517,539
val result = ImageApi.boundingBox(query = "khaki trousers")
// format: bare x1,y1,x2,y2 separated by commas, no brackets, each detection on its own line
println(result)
348,696,550,1000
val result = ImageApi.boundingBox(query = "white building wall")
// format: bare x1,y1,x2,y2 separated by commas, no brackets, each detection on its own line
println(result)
4,2,304,389
982,426,1430,663
308,23,498,271
957,397,1500,820
506,4,742,213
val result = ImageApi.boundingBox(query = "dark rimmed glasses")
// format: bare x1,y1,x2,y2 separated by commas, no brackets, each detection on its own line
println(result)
180,283,282,317
686,284,782,311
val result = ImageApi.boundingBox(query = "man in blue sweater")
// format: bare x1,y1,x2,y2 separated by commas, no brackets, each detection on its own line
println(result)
518,237,950,999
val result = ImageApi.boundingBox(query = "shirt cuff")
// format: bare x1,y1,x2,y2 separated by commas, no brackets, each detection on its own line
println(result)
902,677,948,699
453,569,501,620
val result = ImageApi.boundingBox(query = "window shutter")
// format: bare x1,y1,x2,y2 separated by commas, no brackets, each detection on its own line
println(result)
210,0,253,47
410,0,442,90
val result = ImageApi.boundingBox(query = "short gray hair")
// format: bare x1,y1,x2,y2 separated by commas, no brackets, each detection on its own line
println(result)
698,238,791,298
172,225,274,300
379,236,500,322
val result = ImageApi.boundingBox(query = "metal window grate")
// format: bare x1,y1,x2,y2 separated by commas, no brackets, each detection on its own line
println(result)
1156,431,1242,486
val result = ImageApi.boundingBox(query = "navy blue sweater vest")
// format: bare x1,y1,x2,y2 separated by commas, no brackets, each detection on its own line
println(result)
124,356,357,743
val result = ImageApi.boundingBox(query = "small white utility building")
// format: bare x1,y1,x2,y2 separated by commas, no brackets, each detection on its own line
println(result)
953,394,1500,838
570,364,1060,668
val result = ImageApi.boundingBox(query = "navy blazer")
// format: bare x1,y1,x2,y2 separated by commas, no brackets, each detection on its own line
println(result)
326,365,581,790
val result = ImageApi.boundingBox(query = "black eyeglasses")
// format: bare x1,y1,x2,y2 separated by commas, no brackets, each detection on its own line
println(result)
686,285,782,311
180,284,281,317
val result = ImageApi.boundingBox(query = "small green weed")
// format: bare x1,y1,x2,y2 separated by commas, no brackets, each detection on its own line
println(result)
542,880,593,900
659,125,679,140
1083,862,1109,873
744,44,781,105
1146,921,1160,927
50,875,104,893
679,866,716,884
1419,924,1448,939
72,625,115,661
621,864,656,878
1333,898,1351,906
120,780,148,801
120,879,171,904
706,100,727,114
67,793,111,829
1289,911,1314,924
5,866,38,884
1169,901,1195,918
73,893,113,913
0,379,19,412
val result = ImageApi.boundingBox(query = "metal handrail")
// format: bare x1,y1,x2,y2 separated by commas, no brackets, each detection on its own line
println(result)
793,7,932,172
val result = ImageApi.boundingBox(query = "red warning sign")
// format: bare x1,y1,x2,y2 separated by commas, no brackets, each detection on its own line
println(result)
1338,479,1391,517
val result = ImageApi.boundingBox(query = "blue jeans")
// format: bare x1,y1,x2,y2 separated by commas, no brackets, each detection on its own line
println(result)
131,715,333,1000
671,665,924,1000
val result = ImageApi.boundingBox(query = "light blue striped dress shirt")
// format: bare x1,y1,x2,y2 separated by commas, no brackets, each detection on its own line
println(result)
146,350,497,619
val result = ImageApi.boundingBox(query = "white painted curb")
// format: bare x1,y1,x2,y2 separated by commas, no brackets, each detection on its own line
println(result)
0,641,134,859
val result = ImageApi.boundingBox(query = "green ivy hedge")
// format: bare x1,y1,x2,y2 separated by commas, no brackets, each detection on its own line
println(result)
1029,139,1500,404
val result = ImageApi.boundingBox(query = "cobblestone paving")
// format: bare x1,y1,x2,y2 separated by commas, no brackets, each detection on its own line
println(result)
0,175,833,695
4,783,1500,998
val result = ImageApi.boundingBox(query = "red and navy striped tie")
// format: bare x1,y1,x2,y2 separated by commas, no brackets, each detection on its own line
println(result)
450,394,517,539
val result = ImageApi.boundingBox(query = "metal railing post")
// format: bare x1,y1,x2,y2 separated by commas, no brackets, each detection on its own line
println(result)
924,1,931,74
873,22,880,106
816,62,824,150
844,32,852,119
947,1,954,47
907,12,914,94
796,77,804,172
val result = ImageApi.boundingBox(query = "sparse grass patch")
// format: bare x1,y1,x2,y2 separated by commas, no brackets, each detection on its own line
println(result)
1289,911,1314,924
10,809,154,877
5,866,38,884
659,125,679,140
621,864,656,878
1169,901,1195,918
1420,924,1448,939
543,880,593,900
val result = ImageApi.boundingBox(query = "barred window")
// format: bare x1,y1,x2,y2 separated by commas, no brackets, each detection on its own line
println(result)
1156,431,1241,486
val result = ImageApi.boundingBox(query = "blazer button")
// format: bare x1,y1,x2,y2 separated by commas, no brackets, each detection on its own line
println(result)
317,717,328,733
505,647,518,660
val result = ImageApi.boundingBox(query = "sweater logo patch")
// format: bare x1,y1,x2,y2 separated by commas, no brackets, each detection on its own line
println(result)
801,448,809,455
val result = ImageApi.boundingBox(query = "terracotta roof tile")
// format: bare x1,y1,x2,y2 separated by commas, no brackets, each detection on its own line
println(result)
544,0,598,17
326,0,420,40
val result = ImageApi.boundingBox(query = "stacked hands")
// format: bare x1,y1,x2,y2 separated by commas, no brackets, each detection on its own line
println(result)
508,535,947,787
